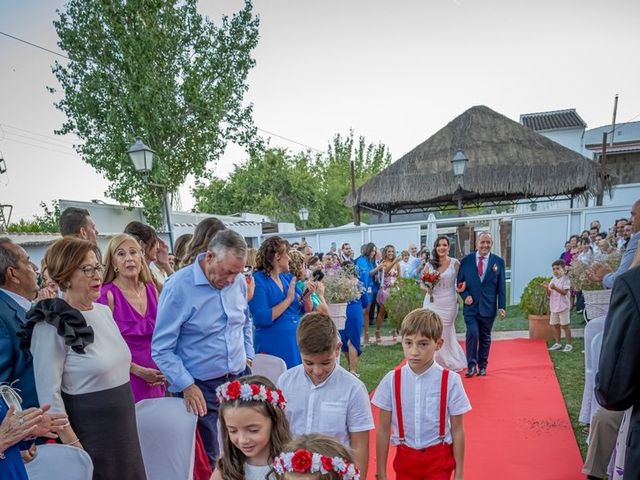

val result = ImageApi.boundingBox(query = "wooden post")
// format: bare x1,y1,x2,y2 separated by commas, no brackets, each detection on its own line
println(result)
350,159,360,225
596,132,608,206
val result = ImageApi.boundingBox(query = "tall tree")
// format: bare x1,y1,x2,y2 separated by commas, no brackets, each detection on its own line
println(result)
50,0,260,225
320,130,392,226
193,132,391,228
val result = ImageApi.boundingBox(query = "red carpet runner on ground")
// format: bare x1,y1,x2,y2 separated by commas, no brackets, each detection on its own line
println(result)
367,339,584,480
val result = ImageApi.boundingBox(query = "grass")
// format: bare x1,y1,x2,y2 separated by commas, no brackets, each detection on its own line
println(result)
350,331,588,461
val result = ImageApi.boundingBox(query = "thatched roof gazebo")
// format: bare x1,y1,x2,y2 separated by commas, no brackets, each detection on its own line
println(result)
347,105,599,216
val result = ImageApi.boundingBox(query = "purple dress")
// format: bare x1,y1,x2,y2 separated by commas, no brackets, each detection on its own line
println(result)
98,282,165,401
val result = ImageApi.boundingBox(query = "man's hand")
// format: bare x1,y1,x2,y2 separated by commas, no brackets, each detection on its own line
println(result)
464,296,473,305
587,263,612,283
183,384,207,416
498,308,507,320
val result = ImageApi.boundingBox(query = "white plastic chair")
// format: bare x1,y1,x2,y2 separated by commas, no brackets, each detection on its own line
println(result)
25,443,93,480
251,353,288,384
135,397,198,480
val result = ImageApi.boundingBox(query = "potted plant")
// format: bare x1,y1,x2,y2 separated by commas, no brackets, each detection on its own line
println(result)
385,278,425,332
520,276,552,340
323,269,362,330
568,251,621,319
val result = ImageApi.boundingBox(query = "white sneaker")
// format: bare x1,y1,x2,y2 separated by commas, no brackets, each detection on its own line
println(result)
562,344,573,352
548,343,562,351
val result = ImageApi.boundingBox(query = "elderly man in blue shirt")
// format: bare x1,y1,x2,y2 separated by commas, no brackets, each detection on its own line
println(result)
152,229,254,465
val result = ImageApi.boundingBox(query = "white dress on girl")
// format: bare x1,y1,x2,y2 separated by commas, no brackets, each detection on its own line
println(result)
244,462,275,480
422,259,467,372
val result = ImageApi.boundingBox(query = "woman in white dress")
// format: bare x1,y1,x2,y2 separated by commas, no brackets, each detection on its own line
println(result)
421,236,467,372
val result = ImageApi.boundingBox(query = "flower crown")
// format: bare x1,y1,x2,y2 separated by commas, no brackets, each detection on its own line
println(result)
273,449,360,480
215,380,287,410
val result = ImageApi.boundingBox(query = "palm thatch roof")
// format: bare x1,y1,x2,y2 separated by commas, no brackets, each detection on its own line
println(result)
347,105,599,214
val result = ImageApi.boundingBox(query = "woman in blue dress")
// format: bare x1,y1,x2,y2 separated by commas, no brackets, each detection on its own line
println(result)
354,242,383,344
340,263,369,376
249,236,314,368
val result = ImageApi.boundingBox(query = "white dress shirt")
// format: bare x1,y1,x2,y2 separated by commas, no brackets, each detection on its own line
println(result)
0,287,32,313
278,364,374,446
371,362,471,449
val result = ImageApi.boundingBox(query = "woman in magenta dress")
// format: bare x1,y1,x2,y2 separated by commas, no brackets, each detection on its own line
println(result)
98,233,166,401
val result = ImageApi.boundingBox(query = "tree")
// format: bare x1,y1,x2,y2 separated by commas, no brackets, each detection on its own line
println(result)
7,201,60,233
319,130,392,226
193,148,326,228
50,0,260,225
193,131,392,228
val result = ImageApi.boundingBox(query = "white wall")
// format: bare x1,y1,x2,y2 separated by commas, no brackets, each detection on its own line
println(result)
538,128,587,155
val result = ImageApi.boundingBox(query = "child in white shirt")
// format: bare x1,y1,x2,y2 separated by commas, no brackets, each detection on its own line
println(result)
278,312,374,479
372,308,471,480
543,260,573,352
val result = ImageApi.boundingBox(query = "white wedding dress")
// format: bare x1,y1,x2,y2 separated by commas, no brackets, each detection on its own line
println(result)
422,259,467,372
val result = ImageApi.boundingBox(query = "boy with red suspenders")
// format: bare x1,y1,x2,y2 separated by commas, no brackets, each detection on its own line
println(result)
372,309,471,480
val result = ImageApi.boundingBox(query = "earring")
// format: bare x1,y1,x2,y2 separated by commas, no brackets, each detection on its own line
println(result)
65,282,71,289
114,267,119,273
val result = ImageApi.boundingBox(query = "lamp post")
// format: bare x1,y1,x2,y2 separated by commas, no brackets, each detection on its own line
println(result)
128,138,174,249
298,207,309,230
451,149,468,216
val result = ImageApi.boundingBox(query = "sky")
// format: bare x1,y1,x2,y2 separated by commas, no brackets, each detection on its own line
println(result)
1,0,639,221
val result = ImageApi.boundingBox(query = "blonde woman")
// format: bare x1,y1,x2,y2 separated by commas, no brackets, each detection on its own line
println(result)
98,233,165,401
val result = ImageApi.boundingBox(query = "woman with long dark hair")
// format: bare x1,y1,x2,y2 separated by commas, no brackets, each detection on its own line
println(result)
420,235,467,371
354,242,382,344
249,237,313,368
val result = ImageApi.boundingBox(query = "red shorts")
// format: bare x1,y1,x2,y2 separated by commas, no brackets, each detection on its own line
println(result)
393,443,456,480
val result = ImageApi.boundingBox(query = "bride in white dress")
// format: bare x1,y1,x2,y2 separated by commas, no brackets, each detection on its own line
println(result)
421,236,467,372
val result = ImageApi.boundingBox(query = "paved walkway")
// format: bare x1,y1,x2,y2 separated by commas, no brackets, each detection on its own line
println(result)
368,328,585,346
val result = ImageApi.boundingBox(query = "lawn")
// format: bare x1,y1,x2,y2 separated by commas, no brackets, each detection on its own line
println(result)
350,332,588,460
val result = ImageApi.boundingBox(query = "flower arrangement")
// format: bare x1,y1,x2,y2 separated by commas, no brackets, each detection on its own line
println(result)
421,270,441,303
215,380,287,410
273,449,360,480
322,269,363,304
567,250,622,291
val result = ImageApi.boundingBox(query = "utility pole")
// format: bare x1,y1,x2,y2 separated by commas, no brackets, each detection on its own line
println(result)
0,154,12,232
610,94,619,147
350,159,360,225
596,132,608,206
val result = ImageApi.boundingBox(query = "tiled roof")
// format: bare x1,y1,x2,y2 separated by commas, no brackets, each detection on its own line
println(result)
520,109,587,131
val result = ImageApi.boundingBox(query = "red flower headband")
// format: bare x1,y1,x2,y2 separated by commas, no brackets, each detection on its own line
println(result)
273,449,360,480
215,380,287,410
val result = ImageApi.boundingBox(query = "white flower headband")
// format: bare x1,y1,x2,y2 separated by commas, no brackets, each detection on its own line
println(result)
273,449,360,480
215,380,287,410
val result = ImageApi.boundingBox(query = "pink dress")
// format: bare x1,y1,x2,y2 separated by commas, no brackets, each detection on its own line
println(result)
98,282,165,401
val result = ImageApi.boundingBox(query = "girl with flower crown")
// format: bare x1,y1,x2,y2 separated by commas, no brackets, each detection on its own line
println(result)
211,375,291,480
272,433,360,480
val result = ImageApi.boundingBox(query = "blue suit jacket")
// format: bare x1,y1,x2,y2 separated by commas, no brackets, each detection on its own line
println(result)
0,290,38,408
457,253,506,318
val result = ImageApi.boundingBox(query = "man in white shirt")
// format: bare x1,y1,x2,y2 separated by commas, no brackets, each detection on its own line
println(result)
278,313,374,479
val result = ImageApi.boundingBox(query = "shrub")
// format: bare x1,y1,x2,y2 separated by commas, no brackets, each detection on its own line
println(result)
520,276,552,316
385,277,425,330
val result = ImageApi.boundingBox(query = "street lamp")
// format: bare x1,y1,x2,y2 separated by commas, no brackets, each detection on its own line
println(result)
128,138,174,249
451,149,468,215
298,207,309,229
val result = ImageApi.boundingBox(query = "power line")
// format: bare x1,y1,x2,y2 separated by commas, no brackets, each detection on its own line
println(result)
1,137,78,157
1,130,78,150
0,122,80,144
0,30,323,153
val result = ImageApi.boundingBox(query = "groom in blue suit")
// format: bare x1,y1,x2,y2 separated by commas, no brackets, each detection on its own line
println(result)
457,232,506,377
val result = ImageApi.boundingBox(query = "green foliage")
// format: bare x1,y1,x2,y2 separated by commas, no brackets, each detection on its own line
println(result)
7,201,60,233
519,276,552,316
50,0,260,225
193,131,391,228
385,278,425,330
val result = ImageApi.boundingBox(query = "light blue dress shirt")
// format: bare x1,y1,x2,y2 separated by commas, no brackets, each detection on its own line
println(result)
151,254,254,393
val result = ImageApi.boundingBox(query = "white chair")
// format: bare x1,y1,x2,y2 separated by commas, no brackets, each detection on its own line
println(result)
136,397,198,480
25,443,93,480
251,353,287,384
579,314,606,424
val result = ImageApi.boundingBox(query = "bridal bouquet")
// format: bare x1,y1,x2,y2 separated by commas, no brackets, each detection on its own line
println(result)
421,270,440,303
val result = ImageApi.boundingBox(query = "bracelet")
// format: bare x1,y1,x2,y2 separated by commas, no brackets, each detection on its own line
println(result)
67,438,81,446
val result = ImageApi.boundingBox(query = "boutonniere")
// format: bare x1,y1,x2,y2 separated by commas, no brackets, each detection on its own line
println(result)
492,264,498,273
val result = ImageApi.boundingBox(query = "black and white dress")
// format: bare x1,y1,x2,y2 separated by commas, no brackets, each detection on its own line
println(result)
28,299,146,480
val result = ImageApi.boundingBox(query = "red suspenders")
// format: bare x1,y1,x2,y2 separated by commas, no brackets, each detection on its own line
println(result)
394,366,449,445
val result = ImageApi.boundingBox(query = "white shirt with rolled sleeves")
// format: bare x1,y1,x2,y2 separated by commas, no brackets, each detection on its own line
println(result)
371,362,471,449
278,364,374,446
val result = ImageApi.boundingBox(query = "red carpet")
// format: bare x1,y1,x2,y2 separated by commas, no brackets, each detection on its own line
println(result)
367,339,584,480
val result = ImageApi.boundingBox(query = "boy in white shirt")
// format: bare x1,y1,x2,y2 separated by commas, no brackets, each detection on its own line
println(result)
543,260,573,352
373,308,471,480
278,312,374,478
